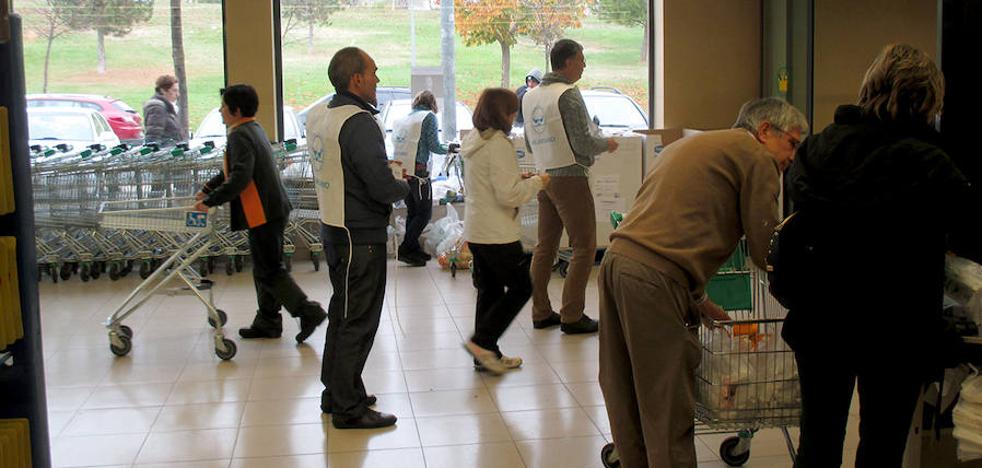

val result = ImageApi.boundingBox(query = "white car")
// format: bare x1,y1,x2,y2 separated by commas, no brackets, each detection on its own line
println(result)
380,99,473,163
191,106,303,149
27,107,121,152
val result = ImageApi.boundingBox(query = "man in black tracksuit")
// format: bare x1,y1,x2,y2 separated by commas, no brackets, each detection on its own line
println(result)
195,84,326,343
307,48,410,429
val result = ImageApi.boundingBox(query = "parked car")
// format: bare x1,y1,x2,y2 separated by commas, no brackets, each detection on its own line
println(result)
190,106,303,148
296,87,412,129
27,107,121,151
513,88,649,135
379,98,473,170
27,93,143,145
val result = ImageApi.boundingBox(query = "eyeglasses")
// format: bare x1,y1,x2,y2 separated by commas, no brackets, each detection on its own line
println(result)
772,126,801,151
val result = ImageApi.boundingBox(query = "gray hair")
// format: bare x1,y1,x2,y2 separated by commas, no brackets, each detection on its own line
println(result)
328,47,367,93
733,97,809,135
550,39,583,71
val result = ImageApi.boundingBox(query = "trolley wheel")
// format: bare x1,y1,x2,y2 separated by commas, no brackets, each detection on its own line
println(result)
139,261,152,279
50,264,59,283
59,263,73,281
90,264,101,280
109,263,121,281
312,252,321,271
79,264,91,282
225,259,235,276
110,335,132,357
215,339,237,360
284,255,293,273
198,259,210,277
719,436,751,467
451,262,457,278
208,309,228,328
601,443,620,468
118,325,133,339
558,261,569,278
234,255,244,272
207,256,216,274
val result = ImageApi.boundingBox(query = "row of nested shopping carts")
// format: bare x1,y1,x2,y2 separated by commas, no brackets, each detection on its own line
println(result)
30,139,322,360
31,140,323,284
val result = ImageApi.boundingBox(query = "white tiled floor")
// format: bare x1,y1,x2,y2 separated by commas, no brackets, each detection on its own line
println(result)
39,260,860,467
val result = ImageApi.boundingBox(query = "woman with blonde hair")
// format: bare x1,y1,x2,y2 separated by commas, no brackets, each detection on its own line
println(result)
460,88,549,373
782,43,972,467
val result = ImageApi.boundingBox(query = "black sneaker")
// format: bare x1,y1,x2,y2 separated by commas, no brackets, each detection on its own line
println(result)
332,409,397,429
238,313,282,339
295,302,327,343
398,253,426,267
533,312,562,329
561,314,599,335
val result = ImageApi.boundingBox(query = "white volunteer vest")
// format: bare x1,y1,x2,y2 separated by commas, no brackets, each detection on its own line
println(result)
392,110,429,170
522,83,577,171
306,104,384,227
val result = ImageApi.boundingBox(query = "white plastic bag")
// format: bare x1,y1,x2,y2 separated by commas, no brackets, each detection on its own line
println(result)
422,204,461,257
387,216,407,257
954,368,982,461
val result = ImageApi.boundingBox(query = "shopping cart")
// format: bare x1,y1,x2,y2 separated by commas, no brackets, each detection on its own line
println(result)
98,196,237,360
600,228,799,467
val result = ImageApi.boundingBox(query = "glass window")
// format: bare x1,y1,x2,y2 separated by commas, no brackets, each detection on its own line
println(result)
281,1,649,139
20,2,225,139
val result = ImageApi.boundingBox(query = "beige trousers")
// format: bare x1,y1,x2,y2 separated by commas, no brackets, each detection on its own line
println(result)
598,250,702,468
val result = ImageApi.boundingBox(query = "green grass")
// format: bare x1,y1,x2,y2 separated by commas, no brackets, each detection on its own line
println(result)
19,1,647,129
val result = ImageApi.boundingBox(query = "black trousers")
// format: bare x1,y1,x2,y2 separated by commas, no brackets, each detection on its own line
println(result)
320,232,387,419
248,217,313,320
469,242,532,354
399,177,432,255
794,350,922,468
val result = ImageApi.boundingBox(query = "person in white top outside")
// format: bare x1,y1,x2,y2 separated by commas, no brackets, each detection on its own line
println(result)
523,38,619,334
461,88,550,374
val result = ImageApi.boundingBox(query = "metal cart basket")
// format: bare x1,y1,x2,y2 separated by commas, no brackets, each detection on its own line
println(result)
98,197,236,360
602,235,800,467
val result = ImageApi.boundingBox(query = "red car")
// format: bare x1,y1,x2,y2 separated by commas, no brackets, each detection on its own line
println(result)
26,94,144,144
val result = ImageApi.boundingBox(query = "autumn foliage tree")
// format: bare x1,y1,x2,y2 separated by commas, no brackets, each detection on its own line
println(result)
454,0,525,88
455,0,587,87
520,0,587,70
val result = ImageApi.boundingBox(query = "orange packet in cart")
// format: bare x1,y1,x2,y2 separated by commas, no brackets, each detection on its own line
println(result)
731,323,766,350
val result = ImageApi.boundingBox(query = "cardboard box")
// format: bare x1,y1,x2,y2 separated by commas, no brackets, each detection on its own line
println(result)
633,128,701,175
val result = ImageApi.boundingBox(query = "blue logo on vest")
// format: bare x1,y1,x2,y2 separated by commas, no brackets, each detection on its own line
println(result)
530,106,546,134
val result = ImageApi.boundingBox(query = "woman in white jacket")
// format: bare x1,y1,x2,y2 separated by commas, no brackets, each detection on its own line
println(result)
461,88,550,374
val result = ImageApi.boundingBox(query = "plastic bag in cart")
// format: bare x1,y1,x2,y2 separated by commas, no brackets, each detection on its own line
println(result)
421,204,462,257
701,327,799,414
953,368,982,461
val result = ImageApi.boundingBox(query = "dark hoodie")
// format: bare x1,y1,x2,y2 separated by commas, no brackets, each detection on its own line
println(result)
781,105,972,360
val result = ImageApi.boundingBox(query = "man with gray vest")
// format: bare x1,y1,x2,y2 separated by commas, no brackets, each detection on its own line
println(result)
523,39,618,334
306,47,409,429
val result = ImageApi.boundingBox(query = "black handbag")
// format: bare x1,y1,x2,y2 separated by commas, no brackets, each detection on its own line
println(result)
766,211,818,310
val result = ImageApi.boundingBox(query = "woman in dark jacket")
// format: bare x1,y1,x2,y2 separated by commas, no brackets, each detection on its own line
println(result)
143,74,184,145
782,43,972,468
